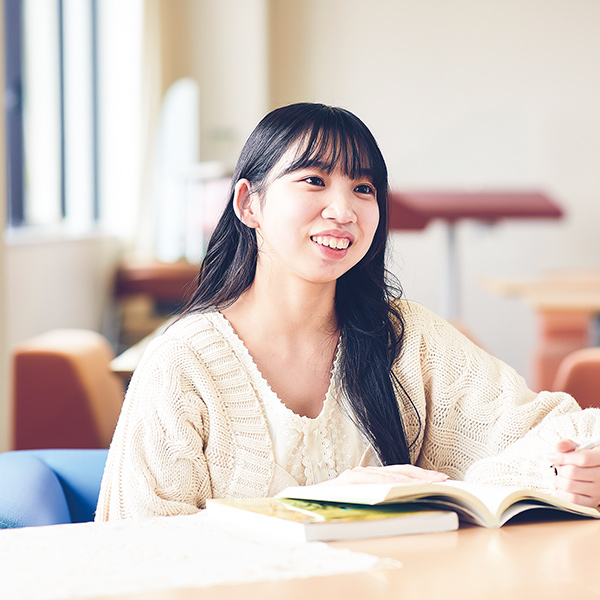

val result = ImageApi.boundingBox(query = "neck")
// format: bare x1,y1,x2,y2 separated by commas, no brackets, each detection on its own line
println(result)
222,265,340,340
238,279,337,334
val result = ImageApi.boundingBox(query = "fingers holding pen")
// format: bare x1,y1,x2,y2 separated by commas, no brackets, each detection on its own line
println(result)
550,439,600,469
552,467,600,507
550,438,600,508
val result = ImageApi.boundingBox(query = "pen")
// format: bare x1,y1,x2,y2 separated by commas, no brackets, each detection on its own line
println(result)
576,434,600,451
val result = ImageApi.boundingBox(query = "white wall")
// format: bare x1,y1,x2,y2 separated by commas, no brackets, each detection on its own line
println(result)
195,0,269,169
269,0,600,383
5,232,120,352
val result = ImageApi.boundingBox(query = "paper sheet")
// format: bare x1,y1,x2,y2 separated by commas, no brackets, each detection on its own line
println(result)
0,512,398,599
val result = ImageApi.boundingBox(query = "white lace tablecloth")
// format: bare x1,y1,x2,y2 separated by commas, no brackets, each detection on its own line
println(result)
0,512,399,599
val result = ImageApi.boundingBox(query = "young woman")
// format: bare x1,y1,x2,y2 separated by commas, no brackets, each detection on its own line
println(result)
96,103,600,520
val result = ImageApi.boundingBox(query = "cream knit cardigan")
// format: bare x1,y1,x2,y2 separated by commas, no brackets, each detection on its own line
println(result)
96,300,600,521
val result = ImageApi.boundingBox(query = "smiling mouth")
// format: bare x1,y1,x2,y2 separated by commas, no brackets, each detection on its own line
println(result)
311,235,351,250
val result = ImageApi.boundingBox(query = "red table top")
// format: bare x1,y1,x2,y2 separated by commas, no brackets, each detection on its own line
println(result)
389,190,563,230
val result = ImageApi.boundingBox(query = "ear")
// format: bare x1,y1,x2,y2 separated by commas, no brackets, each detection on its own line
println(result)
232,179,259,228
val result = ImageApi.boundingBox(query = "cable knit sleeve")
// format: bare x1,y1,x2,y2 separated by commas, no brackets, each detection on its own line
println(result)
395,300,600,492
95,336,212,521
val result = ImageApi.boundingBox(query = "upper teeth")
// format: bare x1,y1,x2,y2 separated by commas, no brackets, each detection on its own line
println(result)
312,236,350,250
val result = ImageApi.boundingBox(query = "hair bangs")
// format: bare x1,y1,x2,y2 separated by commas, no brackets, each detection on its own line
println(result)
282,119,382,186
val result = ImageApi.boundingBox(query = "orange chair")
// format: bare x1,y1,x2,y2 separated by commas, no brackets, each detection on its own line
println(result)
13,329,125,450
532,312,590,392
552,347,600,409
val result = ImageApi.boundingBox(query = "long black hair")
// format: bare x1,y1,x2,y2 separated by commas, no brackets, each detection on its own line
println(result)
182,103,413,466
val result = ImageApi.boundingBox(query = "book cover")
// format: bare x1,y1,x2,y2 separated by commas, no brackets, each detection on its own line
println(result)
276,480,600,528
205,496,459,542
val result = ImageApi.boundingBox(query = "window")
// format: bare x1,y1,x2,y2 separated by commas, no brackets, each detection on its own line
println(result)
4,0,99,230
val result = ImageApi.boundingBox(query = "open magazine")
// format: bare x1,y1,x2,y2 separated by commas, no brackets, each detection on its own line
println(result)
276,480,600,528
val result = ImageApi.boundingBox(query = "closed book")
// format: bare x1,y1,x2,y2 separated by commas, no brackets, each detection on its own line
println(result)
205,496,458,542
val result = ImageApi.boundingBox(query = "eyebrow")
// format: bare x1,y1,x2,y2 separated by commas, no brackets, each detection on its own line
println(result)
283,160,375,182
281,157,330,173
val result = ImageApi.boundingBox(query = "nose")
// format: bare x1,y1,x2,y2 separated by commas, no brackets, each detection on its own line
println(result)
321,190,357,224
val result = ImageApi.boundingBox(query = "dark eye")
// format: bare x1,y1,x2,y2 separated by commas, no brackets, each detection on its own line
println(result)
303,176,325,187
355,183,375,195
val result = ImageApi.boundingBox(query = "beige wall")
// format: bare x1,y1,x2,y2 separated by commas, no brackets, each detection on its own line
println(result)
196,0,269,168
158,0,269,169
268,0,600,380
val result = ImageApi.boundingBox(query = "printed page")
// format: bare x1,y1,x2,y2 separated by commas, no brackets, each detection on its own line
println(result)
435,481,521,516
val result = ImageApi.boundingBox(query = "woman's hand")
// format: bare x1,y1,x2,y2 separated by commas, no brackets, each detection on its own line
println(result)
549,439,600,508
322,464,448,486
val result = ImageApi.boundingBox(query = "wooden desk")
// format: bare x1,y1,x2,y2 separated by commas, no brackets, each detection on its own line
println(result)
114,260,200,303
109,516,600,599
3,513,599,599
113,260,200,353
110,323,168,384
485,271,600,390
485,271,600,313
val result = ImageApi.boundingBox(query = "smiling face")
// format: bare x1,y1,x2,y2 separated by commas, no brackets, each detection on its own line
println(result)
242,152,381,288
229,105,389,298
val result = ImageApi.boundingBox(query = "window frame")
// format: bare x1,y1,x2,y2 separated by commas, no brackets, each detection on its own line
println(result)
3,0,100,230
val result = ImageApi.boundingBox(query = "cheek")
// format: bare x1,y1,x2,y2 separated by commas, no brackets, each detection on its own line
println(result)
361,203,380,242
279,201,319,233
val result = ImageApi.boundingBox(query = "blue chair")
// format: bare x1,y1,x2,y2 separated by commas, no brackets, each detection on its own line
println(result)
0,449,108,528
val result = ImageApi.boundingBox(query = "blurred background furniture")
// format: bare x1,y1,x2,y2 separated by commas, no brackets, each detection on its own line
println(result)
13,329,124,450
389,190,563,323
114,260,200,352
485,271,600,391
0,448,108,528
110,318,173,386
552,347,600,409
112,172,230,354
